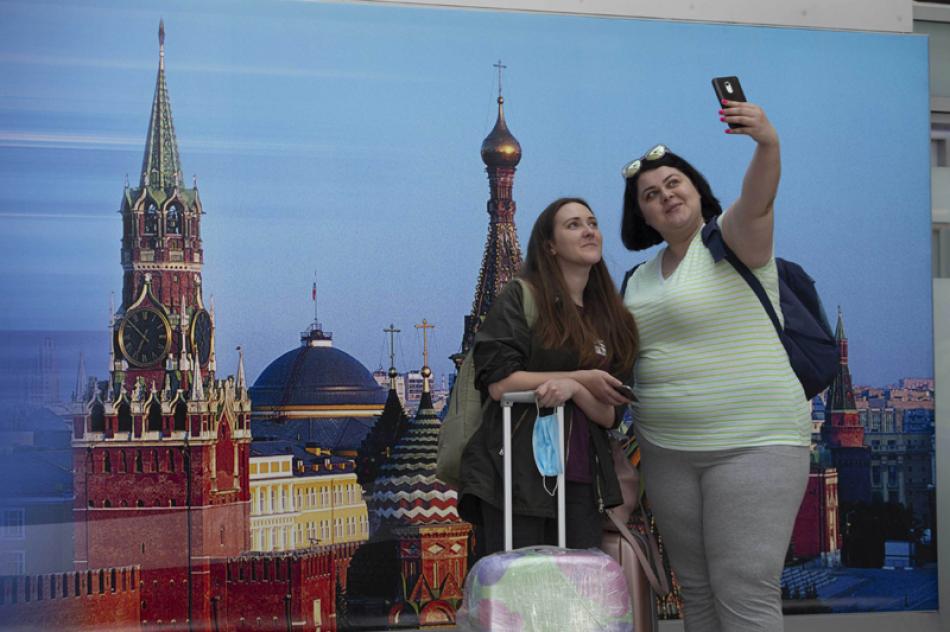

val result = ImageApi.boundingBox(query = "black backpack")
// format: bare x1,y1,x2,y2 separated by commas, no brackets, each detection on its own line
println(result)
621,221,837,400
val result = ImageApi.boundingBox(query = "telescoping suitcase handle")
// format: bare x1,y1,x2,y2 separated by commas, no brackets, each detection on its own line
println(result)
500,391,566,551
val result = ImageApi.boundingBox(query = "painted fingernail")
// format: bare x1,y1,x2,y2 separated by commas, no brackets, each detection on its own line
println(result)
725,129,732,134
718,109,724,115
721,99,728,105
719,117,726,122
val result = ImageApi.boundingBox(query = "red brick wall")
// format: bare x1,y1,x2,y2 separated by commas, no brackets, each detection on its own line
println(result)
0,567,141,631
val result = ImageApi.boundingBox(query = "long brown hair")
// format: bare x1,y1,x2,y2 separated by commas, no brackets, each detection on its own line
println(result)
520,197,638,377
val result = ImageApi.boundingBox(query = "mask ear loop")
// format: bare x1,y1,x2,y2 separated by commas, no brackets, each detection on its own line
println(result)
536,400,559,498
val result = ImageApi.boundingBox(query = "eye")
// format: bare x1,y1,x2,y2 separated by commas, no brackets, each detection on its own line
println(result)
643,190,657,201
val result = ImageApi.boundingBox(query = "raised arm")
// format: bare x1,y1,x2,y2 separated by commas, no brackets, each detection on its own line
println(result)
719,100,781,269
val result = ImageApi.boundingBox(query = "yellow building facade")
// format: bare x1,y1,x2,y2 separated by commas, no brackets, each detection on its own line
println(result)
249,451,369,552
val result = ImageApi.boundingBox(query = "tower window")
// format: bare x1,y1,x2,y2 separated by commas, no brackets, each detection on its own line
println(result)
174,402,187,432
166,204,182,235
117,403,132,433
90,403,106,433
148,402,162,433
144,203,159,235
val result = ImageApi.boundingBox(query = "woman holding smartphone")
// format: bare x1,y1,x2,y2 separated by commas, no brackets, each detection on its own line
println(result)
456,197,639,555
619,99,810,631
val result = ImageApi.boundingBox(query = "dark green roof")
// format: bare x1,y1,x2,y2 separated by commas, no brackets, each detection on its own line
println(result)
140,21,182,191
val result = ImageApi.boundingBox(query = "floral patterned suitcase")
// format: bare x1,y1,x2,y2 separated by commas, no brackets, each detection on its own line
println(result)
458,545,634,632
457,392,634,632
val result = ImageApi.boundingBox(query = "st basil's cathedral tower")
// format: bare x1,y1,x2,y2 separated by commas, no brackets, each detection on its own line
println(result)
72,22,252,627
372,328,471,627
458,64,523,359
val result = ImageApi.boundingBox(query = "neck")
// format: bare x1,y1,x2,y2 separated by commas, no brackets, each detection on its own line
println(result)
664,216,704,259
558,262,591,306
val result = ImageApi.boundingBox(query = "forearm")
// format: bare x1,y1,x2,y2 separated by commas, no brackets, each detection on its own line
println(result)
738,139,781,219
487,370,583,401
570,383,615,428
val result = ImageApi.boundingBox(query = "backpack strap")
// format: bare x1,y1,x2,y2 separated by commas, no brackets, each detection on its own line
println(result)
701,220,782,338
513,277,538,327
619,264,643,297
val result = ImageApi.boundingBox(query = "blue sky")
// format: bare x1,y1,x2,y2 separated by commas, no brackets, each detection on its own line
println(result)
0,0,933,387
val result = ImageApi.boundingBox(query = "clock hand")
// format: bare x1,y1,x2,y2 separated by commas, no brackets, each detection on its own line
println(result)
127,320,147,338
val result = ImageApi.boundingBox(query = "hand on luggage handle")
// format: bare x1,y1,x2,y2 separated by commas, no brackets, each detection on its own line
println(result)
500,391,566,551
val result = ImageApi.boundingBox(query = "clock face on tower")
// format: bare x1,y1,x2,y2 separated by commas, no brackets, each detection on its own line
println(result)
118,307,172,368
190,309,213,366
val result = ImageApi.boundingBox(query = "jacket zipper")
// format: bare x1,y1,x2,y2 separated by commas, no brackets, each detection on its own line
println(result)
593,451,605,514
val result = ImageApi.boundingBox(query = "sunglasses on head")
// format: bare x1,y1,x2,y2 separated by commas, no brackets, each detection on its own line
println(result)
621,144,669,180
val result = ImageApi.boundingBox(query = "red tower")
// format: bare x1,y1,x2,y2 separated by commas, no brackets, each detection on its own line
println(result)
458,62,523,358
792,468,841,564
822,309,863,449
820,308,871,506
72,21,252,627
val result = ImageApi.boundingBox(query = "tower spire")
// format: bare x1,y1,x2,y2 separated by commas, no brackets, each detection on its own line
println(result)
236,345,246,392
826,307,857,414
458,63,523,362
191,355,204,401
384,323,401,390
494,59,506,99
140,19,182,189
415,319,434,394
73,351,88,403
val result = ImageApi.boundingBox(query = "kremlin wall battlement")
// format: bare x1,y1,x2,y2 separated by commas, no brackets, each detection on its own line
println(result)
0,566,142,629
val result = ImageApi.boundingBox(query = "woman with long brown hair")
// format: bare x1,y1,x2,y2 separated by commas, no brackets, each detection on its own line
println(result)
457,197,639,555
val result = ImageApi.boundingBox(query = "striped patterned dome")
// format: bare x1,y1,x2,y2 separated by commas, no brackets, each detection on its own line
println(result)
368,390,461,527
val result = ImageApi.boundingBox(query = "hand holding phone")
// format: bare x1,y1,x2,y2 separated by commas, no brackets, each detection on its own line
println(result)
614,383,636,402
712,76,747,129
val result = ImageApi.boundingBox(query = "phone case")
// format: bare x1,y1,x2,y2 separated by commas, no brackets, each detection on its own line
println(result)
712,76,746,128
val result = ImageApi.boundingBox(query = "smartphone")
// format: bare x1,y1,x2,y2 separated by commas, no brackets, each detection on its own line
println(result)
712,76,747,129
615,384,636,402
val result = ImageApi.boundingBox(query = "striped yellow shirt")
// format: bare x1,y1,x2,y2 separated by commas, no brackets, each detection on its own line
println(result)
623,224,811,450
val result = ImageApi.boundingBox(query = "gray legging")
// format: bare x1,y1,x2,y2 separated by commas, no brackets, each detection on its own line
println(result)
639,437,809,632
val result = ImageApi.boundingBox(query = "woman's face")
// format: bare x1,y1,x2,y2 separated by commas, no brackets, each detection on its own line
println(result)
635,166,703,240
550,202,603,268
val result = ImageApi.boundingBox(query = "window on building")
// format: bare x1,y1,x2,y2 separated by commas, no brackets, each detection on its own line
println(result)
117,402,132,433
0,551,25,576
148,402,162,433
1,509,24,539
165,204,182,235
174,402,187,432
144,202,159,235
90,402,106,432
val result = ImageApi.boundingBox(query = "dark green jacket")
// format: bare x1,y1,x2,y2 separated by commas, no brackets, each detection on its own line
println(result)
457,281,625,523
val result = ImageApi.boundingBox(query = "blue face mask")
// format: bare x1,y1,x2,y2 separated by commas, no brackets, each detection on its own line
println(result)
532,405,563,496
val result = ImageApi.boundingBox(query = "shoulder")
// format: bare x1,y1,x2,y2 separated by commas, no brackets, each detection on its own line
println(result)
479,279,531,337
494,278,527,312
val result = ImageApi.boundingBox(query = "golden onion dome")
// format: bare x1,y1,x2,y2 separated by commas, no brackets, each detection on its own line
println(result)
481,96,522,168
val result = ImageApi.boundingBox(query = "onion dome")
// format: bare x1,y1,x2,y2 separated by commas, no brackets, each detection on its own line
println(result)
480,96,521,168
368,390,462,528
249,325,386,410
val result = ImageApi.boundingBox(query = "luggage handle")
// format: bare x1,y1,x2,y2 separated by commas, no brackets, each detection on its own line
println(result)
500,391,567,551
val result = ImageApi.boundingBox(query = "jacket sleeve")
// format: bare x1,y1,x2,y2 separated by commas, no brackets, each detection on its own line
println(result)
472,281,532,393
